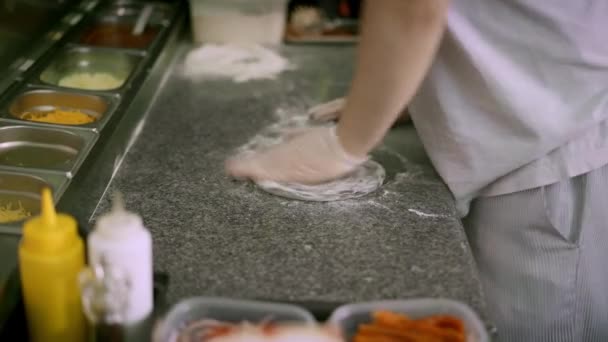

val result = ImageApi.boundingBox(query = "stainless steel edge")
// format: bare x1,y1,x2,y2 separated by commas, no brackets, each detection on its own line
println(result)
78,0,101,12
63,42,150,57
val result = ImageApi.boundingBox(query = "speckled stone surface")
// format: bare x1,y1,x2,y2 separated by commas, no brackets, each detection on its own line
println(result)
91,44,486,319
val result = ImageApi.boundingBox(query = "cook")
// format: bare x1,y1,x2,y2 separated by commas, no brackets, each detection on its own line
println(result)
226,0,608,341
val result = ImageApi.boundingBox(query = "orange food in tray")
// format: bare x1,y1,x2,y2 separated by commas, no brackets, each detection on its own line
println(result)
20,109,96,125
353,311,466,342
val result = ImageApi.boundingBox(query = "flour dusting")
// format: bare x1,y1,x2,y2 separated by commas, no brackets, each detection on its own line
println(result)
183,44,291,82
257,160,385,202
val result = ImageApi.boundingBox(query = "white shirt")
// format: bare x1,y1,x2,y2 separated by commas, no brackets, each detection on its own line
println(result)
409,0,608,216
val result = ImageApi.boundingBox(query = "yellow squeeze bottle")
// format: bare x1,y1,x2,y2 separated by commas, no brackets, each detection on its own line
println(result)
19,188,87,342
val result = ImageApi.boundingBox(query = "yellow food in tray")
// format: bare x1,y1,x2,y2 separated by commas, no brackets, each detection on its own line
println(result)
20,109,96,125
58,72,124,90
0,201,31,223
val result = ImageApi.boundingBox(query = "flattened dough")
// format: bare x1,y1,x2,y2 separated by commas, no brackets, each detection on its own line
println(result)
256,160,385,201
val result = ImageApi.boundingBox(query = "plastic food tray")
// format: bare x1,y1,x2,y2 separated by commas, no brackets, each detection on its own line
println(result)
154,297,316,341
328,298,489,342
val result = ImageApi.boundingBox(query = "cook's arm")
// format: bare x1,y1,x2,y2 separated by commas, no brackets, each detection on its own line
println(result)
337,0,450,157
226,0,449,183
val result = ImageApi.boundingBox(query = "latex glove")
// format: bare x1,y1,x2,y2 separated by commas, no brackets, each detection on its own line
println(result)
226,126,367,184
307,97,346,123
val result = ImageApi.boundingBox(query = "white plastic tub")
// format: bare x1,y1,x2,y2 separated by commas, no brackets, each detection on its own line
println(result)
188,0,288,44
154,297,315,341
328,298,489,342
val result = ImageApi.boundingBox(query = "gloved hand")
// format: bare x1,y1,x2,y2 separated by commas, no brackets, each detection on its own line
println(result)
307,97,346,122
225,126,368,184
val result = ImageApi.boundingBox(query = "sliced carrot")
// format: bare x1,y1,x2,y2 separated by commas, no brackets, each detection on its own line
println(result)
417,315,465,334
372,315,461,338
352,311,467,342
354,335,404,342
373,311,416,330
374,311,412,323
358,324,444,342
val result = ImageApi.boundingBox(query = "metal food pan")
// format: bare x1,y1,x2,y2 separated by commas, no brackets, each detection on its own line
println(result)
4,88,118,132
37,47,143,93
0,170,69,233
0,124,97,177
75,13,167,51
99,1,175,22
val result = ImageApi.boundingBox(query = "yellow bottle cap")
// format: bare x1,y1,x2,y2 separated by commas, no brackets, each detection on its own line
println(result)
21,188,79,254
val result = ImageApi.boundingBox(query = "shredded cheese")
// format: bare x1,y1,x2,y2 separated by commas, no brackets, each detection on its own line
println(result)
20,109,96,125
0,201,31,223
58,72,124,90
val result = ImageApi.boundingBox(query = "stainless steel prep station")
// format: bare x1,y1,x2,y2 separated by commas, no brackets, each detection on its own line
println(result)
0,0,184,332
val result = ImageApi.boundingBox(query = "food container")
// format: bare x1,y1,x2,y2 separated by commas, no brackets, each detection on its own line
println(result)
78,15,162,50
0,125,97,174
328,299,489,342
39,47,142,91
7,88,116,131
188,0,288,44
78,1,173,50
154,297,315,341
0,171,68,226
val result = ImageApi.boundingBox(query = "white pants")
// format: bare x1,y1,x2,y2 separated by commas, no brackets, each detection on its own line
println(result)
463,163,608,342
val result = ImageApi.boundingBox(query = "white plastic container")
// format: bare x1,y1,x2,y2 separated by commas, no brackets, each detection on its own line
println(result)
328,298,489,342
154,297,316,341
87,194,153,324
188,0,288,44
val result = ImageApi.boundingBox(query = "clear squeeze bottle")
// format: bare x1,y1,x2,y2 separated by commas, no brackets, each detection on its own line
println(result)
87,193,153,341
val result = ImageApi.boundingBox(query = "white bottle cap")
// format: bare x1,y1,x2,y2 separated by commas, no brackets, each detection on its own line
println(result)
95,193,144,239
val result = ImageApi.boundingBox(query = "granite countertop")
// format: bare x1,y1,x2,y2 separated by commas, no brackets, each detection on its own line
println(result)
90,44,486,319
